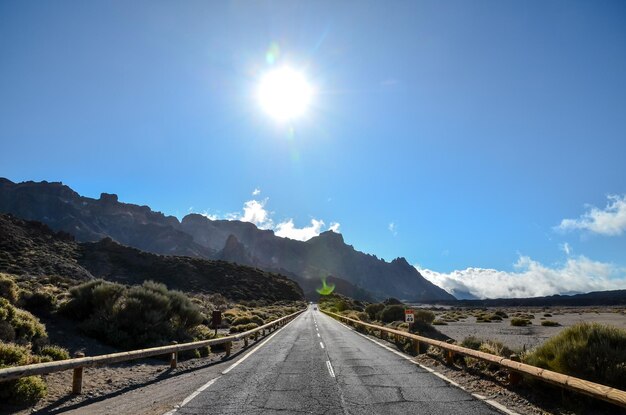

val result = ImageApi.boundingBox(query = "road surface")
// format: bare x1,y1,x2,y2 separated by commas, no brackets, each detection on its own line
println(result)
174,306,502,415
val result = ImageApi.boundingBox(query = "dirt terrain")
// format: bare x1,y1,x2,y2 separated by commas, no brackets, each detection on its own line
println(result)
433,307,626,351
1,337,249,415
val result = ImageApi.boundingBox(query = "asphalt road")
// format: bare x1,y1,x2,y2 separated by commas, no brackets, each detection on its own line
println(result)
176,306,502,415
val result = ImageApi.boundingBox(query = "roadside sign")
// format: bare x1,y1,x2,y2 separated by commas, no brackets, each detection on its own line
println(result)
211,310,222,335
211,310,222,328
405,309,415,323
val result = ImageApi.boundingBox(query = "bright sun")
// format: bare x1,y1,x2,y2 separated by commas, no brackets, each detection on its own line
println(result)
257,66,313,122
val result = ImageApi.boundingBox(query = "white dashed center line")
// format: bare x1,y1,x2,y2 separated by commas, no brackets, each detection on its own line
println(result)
320,342,324,349
326,360,335,378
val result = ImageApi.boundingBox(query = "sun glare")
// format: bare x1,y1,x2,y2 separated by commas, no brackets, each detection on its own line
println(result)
257,66,313,122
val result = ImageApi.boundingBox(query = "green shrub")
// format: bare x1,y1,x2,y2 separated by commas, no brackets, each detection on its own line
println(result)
432,319,448,325
0,375,47,404
229,323,259,333
380,305,405,323
60,279,124,320
64,280,203,349
335,300,349,312
541,320,560,327
356,312,369,322
511,318,531,326
479,340,514,358
0,342,32,366
190,324,215,341
461,336,482,350
0,274,19,304
365,303,385,320
414,310,435,325
39,345,70,361
494,310,509,318
524,322,626,389
20,290,57,314
0,298,47,344
0,341,48,403
231,315,264,326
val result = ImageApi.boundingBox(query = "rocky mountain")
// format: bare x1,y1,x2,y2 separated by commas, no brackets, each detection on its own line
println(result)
0,178,213,258
0,213,304,302
0,178,455,302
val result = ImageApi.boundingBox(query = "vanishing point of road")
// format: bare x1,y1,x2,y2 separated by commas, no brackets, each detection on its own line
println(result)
172,306,502,415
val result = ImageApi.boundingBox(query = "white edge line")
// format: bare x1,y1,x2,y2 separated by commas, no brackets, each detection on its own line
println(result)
324,315,520,415
180,376,220,406
222,314,300,375
161,376,221,415
326,360,335,378
163,313,303,415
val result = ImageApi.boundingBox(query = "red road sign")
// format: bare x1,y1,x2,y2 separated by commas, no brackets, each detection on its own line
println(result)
404,309,415,323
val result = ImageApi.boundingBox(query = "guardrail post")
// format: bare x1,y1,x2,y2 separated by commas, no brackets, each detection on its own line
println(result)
254,331,259,341
508,354,522,386
170,341,178,369
244,336,249,348
72,352,85,394
225,341,232,357
444,340,455,365
412,339,421,355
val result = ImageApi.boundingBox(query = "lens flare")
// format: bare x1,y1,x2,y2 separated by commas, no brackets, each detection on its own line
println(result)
265,42,280,65
316,276,335,296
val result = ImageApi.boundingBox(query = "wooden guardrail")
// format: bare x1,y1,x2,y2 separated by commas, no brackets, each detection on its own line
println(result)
0,309,305,394
322,310,626,409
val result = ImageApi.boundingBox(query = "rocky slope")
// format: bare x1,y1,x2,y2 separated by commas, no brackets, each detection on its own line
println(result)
0,178,455,302
0,213,303,301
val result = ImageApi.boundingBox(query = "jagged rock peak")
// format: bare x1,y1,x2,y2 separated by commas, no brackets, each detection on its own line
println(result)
100,193,118,203
313,230,344,243
391,257,410,267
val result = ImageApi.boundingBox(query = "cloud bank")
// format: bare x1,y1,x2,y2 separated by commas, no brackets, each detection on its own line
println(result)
558,195,626,236
275,219,326,241
418,255,626,299
198,192,340,242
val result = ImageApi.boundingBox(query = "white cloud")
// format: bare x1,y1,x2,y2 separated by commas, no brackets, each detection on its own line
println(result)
207,197,342,241
329,222,341,232
199,212,219,220
388,222,397,236
240,199,273,229
558,195,626,236
275,219,326,241
560,242,572,256
252,188,261,196
418,255,626,299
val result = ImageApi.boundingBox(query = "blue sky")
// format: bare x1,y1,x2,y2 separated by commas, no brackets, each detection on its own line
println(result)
1,1,625,298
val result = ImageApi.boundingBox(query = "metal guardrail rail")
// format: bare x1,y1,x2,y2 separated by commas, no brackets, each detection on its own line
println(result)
0,309,305,394
322,309,626,409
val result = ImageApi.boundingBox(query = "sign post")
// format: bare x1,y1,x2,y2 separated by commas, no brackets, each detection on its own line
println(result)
405,309,415,332
211,310,222,336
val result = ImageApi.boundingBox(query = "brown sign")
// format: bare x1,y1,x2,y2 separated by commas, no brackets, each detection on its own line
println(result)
211,310,222,328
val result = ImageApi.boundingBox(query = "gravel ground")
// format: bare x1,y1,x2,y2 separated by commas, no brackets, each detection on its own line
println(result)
433,309,626,351
0,337,245,415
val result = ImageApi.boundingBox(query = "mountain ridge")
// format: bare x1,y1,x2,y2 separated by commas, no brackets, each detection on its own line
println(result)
0,178,455,302
0,213,304,301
